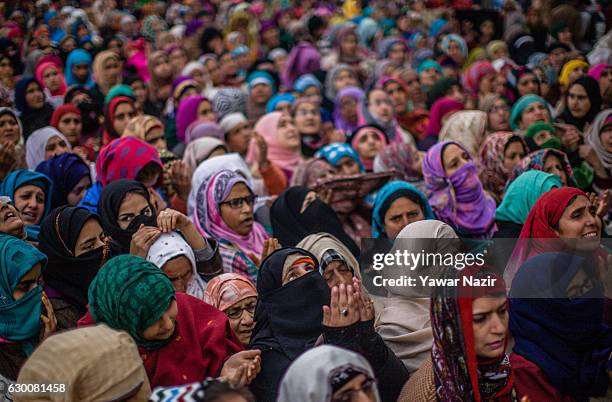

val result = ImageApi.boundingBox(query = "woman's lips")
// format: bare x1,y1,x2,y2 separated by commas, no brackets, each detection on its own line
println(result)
487,339,504,350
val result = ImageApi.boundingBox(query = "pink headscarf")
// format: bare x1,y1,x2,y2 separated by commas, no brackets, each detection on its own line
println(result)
193,170,268,259
588,63,611,81
425,97,464,137
462,60,495,98
246,112,302,175
35,61,67,96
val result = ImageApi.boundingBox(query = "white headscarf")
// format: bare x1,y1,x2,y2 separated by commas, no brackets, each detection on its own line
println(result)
586,109,612,169
146,232,206,300
187,153,253,217
25,126,72,170
278,345,380,402
375,220,459,373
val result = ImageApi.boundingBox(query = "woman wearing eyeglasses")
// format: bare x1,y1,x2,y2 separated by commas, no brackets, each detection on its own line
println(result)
193,169,269,283
204,273,258,346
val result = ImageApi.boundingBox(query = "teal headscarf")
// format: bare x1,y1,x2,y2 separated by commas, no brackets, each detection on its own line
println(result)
496,170,562,224
509,94,552,131
88,254,175,350
417,59,443,75
0,235,47,355
372,181,435,238
104,84,135,105
0,170,53,241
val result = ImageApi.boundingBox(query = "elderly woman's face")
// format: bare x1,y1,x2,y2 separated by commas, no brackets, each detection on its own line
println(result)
224,296,257,345
488,99,510,131
0,113,20,144
519,102,549,130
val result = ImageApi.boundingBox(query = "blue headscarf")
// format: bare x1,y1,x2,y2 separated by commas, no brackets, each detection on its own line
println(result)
65,49,94,87
416,59,443,75
0,235,47,355
371,181,434,238
429,19,448,37
315,143,364,171
247,70,277,94
509,252,611,400
441,34,468,60
266,93,296,113
35,153,92,210
44,11,66,44
0,170,53,241
293,74,321,94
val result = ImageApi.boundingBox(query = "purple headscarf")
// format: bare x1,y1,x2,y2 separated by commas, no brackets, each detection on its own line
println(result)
176,95,209,143
422,140,496,238
333,86,364,134
193,169,268,258
281,42,321,88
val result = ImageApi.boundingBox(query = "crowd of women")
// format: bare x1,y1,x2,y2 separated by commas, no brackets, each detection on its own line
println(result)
0,1,611,401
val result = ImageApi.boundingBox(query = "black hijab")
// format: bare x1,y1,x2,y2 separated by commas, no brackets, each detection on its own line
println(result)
249,247,330,359
560,76,602,131
14,76,54,138
271,186,360,258
38,206,111,311
98,179,157,254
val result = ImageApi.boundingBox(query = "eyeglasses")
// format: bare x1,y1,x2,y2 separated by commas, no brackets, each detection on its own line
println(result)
331,378,377,402
225,303,256,319
219,195,256,209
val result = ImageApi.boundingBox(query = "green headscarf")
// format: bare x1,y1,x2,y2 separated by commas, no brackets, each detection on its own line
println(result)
0,235,47,355
88,254,175,350
509,94,551,131
496,170,562,224
525,121,562,150
104,84,135,105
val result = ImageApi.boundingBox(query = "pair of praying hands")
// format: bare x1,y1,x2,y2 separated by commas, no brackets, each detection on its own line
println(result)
130,209,191,258
219,349,261,388
587,191,612,218
323,278,375,327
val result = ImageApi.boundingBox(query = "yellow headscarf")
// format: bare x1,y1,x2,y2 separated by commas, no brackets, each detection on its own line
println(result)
558,59,589,86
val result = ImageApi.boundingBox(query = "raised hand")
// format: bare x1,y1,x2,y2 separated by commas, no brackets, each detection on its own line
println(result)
323,283,360,328
129,224,161,258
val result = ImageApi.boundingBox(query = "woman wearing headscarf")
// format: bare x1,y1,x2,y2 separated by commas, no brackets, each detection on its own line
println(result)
81,254,247,388
505,148,577,189
35,60,67,108
379,76,429,142
14,77,54,138
509,252,611,401
398,267,516,401
509,94,552,133
176,95,215,144
90,51,122,110
422,96,464,150
64,48,94,87
347,124,388,172
193,170,269,282
182,137,227,172
0,107,26,180
24,126,71,170
122,114,167,150
504,187,605,285
246,111,300,187
373,143,426,191
0,235,55,384
38,206,113,330
558,76,602,132
16,324,151,402
271,186,360,258
35,153,91,209
292,98,327,158
324,64,360,104
204,273,258,347
478,132,527,203
422,140,497,239
558,59,589,90
359,88,413,146
102,95,137,145
80,136,163,213
281,41,321,89
440,34,468,66
438,111,488,158
333,86,364,135
322,24,369,73
248,247,330,402
371,181,435,241
523,121,562,153
0,170,52,242
377,220,460,373
461,61,497,107
586,110,612,190
494,171,562,239
50,104,90,161
278,345,381,402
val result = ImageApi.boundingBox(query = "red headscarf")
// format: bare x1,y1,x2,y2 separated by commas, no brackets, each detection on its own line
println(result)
95,136,163,187
505,187,589,284
35,60,67,97
50,104,81,128
103,96,135,145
